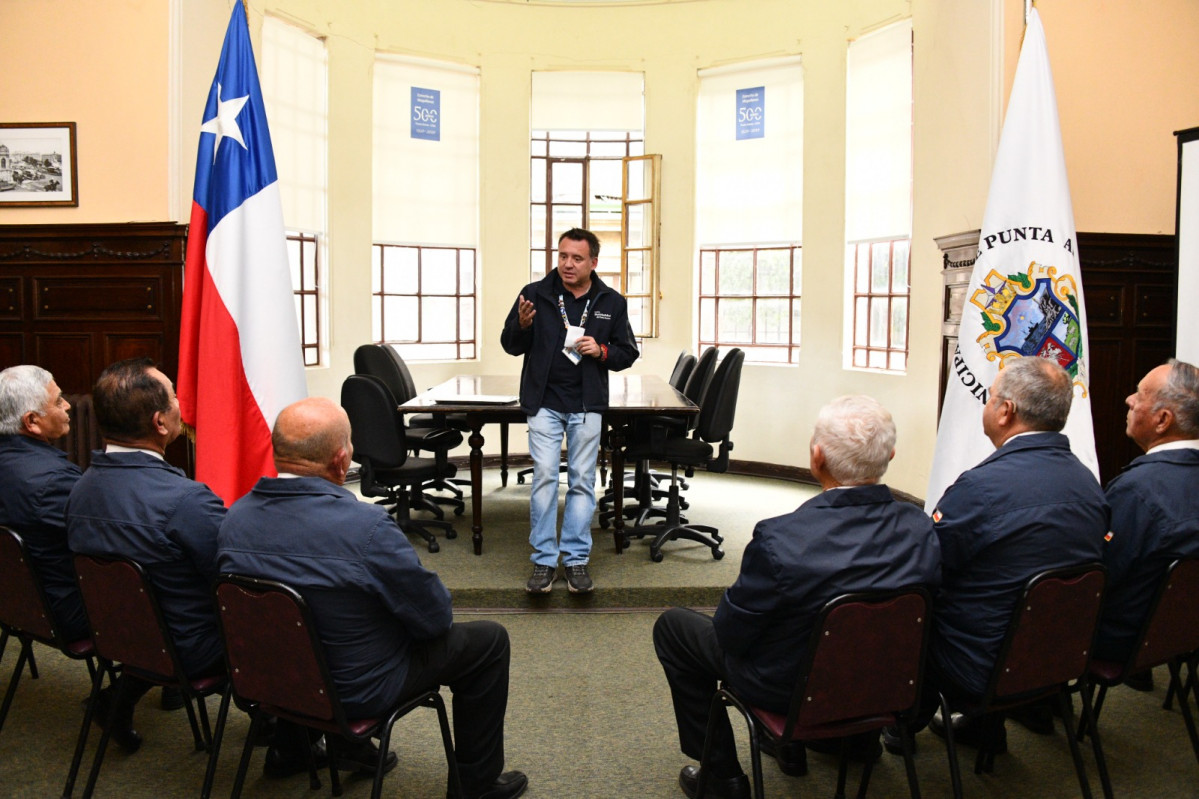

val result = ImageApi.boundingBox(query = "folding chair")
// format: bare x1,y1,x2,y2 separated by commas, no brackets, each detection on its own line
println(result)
1079,557,1199,780
70,554,229,799
702,587,932,799
211,574,463,799
0,526,105,743
937,563,1108,799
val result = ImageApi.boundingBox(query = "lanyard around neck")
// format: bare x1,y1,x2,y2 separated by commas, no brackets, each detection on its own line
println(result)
558,294,590,329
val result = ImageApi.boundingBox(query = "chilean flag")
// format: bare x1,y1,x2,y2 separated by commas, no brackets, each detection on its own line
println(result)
178,6,307,506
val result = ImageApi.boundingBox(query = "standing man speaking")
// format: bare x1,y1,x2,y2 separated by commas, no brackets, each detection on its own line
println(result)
501,228,639,594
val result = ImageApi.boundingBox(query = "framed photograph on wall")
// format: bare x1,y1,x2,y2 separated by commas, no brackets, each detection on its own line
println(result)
0,122,78,207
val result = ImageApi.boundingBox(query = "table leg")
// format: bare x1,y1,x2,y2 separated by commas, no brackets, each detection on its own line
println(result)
608,424,628,554
499,422,510,487
468,421,485,555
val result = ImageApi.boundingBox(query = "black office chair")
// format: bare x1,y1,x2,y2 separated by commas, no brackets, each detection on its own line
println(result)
601,346,718,530
353,344,466,514
623,348,744,561
340,374,459,553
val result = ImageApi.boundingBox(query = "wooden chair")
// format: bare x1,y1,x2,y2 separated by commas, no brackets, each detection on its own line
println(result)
211,574,462,799
701,587,933,799
70,553,228,799
937,564,1109,799
1078,557,1199,782
0,526,104,745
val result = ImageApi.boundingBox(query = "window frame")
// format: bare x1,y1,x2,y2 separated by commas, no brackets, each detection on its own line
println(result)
697,243,803,364
372,242,478,362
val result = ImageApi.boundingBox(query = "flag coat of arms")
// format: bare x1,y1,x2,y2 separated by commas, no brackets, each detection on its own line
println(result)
925,8,1098,512
178,6,307,506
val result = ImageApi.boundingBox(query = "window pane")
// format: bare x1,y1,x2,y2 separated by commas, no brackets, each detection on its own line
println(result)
871,242,890,292
625,250,649,294
891,297,909,349
590,159,622,204
422,249,458,294
869,297,889,347
460,297,475,339
793,249,803,294
791,299,802,349
624,204,647,247
551,206,584,235
718,251,753,295
757,249,790,295
460,251,475,289
421,297,458,341
396,247,419,293
755,298,789,344
530,204,548,249
371,246,382,292
855,297,868,344
700,252,716,294
550,161,583,201
699,298,716,340
530,158,546,202
854,244,870,293
719,298,753,343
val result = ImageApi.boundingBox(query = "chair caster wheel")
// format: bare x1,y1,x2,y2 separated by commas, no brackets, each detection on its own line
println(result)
445,529,457,539
517,475,526,485
650,549,664,563
712,548,725,560
428,541,440,553
454,506,465,516
599,519,610,529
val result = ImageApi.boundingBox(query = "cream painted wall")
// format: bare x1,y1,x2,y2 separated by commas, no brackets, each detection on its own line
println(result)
3,0,1196,499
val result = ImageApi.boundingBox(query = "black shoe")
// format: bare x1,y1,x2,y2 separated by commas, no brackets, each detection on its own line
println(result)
329,737,398,775
526,564,556,594
1007,701,1055,735
1124,668,1155,692
678,765,750,799
882,725,917,756
758,735,808,776
804,732,882,764
931,712,1008,754
263,739,329,778
160,685,185,711
564,563,594,594
92,686,143,754
457,770,529,799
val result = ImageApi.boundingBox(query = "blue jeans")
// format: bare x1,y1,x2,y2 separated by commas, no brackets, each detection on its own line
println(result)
526,408,602,566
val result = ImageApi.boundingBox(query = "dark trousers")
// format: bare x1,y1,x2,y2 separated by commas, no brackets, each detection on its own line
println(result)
653,607,745,776
398,620,511,795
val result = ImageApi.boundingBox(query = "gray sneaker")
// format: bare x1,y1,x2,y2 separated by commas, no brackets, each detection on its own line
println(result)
564,563,594,594
526,564,556,593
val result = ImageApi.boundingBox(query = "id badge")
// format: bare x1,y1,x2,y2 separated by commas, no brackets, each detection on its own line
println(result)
562,325,585,365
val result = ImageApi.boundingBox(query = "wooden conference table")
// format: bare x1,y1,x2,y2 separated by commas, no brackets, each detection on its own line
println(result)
399,374,697,555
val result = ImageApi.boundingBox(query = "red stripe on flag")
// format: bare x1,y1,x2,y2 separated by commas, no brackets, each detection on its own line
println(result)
179,201,275,506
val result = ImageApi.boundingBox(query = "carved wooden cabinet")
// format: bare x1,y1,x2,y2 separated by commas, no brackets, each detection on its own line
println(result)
936,230,1176,485
0,222,188,468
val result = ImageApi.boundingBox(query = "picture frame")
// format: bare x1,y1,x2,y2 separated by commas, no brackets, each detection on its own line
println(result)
0,122,78,207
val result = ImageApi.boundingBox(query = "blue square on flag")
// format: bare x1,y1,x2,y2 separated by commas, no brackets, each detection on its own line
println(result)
411,87,441,141
736,86,764,141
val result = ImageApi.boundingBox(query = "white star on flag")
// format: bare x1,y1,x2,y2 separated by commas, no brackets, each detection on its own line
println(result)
199,82,249,163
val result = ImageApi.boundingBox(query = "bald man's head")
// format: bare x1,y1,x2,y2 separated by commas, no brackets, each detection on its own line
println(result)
272,397,353,482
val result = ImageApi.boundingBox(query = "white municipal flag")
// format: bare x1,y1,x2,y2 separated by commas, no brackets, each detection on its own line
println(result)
925,8,1098,512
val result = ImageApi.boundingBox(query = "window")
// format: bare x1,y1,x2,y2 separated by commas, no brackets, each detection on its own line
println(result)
372,244,476,360
844,20,912,372
529,71,658,337
848,238,909,371
695,58,803,363
262,16,328,366
698,245,802,363
287,231,321,367
373,56,480,361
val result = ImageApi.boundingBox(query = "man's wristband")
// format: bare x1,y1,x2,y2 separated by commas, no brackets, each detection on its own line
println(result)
599,344,608,362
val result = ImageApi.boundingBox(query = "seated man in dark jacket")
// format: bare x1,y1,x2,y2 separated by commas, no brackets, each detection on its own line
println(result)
654,395,941,799
1096,358,1199,665
217,397,527,799
0,365,87,641
66,357,227,754
926,356,1108,746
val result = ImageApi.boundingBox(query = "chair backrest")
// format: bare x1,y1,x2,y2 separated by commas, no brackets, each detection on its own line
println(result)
0,526,59,644
73,553,179,679
683,347,719,407
786,587,932,731
353,343,417,404
1128,557,1199,673
341,374,410,473
988,563,1106,701
215,575,340,726
668,351,697,391
695,349,744,454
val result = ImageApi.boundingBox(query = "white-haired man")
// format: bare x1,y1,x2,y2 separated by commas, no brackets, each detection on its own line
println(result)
653,395,941,799
0,365,87,641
